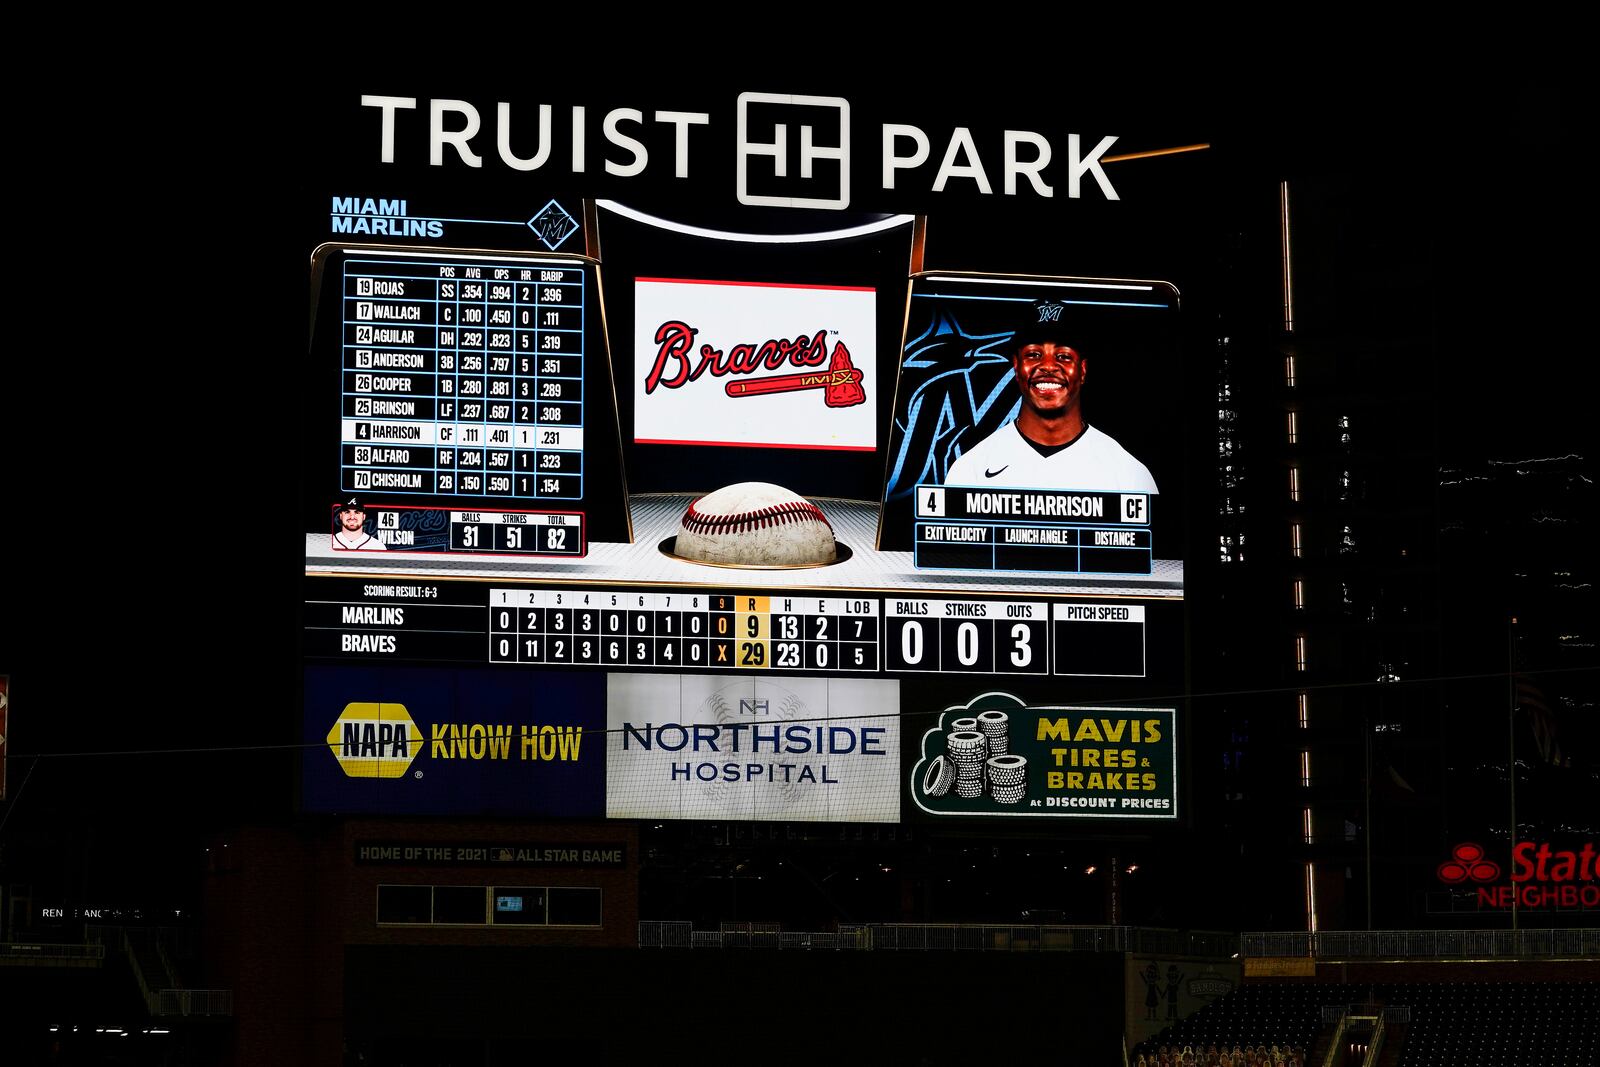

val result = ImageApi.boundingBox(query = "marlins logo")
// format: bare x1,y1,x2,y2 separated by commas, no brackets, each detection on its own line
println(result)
528,199,579,250
884,309,1018,501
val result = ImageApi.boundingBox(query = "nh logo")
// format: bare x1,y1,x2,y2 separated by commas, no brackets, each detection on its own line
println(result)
739,699,770,716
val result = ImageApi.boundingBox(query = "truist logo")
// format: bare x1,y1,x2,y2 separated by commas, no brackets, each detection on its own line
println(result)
1437,840,1600,910
644,321,866,409
1436,842,1500,884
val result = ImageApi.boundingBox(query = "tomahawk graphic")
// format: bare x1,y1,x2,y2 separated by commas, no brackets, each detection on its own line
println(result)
724,343,867,407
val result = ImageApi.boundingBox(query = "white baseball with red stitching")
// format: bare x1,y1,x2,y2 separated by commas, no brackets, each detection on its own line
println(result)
676,482,836,566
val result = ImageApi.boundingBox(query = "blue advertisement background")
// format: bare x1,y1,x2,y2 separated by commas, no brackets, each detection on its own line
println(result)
303,666,605,816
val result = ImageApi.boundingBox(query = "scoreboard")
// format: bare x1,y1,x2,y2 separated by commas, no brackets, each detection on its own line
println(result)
304,236,1187,824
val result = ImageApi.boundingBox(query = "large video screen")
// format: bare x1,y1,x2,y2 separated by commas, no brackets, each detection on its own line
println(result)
302,170,1187,825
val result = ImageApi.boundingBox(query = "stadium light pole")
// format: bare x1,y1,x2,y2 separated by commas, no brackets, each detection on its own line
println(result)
1508,616,1519,932
1364,712,1373,931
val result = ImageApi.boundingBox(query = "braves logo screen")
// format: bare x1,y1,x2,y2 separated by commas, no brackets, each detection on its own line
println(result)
633,278,876,451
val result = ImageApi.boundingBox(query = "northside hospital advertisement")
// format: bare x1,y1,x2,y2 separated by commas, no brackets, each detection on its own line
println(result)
605,674,901,823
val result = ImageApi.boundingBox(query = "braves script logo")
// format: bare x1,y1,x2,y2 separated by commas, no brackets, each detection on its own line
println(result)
645,320,866,408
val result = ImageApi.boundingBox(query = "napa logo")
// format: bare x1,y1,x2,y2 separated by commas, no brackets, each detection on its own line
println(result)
327,702,423,778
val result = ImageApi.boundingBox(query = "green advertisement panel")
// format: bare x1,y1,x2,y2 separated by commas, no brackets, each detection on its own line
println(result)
910,692,1176,819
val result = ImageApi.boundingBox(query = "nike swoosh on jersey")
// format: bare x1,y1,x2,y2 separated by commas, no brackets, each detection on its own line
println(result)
984,466,1009,478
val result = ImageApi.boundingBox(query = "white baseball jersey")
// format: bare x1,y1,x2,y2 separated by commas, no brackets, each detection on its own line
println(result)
945,423,1158,493
333,529,388,550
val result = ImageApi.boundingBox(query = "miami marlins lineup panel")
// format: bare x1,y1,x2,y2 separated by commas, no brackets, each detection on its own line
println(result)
339,254,586,501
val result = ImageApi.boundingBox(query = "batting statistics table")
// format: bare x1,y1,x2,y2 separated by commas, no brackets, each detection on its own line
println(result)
341,256,586,501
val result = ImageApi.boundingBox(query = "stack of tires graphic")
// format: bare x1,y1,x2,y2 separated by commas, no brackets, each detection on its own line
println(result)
947,725,987,798
922,712,1026,805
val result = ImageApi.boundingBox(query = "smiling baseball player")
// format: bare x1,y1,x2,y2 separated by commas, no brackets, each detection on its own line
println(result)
944,300,1158,493
332,498,387,550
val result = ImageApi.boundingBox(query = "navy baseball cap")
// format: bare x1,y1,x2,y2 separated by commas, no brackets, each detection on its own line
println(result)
1011,298,1077,351
337,498,369,514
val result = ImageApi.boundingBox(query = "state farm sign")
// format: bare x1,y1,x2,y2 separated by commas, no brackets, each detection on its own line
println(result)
1438,841,1599,910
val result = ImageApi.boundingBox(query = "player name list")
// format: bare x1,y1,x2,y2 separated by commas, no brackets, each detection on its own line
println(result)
341,257,586,501
304,580,1147,677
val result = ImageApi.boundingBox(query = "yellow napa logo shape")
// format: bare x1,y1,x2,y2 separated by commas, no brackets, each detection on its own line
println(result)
327,702,422,778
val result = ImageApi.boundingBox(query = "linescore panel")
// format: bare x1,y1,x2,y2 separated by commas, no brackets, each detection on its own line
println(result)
304,577,1156,679
487,590,879,672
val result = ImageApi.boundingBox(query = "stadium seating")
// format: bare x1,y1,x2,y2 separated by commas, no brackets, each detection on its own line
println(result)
1383,980,1599,1066
1133,981,1346,1062
1133,981,1600,1066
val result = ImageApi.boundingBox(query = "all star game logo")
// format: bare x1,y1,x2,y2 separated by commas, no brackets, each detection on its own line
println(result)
327,702,423,778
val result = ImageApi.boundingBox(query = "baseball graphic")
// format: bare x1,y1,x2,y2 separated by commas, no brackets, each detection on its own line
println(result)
671,482,838,567
698,681,808,811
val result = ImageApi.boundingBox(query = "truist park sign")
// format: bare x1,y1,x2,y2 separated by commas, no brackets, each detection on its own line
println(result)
359,92,1124,210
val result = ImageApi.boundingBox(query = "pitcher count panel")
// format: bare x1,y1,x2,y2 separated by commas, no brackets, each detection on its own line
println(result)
340,255,586,501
